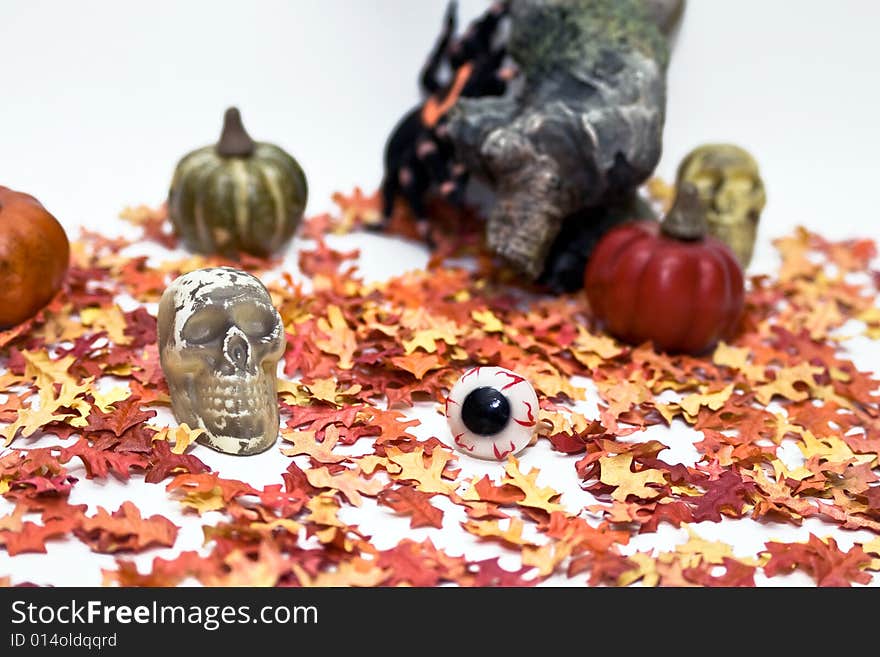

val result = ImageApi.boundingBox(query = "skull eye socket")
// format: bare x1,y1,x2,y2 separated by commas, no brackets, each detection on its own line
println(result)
181,308,227,345
231,304,278,339
445,366,539,460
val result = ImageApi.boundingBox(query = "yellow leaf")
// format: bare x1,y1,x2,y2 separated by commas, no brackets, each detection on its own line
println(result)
402,329,445,354
618,552,659,587
859,306,880,338
679,383,735,418
797,428,868,466
386,446,456,495
292,558,388,587
177,486,225,514
769,458,813,482
674,527,735,567
354,454,400,476
280,426,346,463
53,379,93,428
522,540,573,577
22,350,77,389
305,492,346,527
203,543,289,587
0,371,24,392
744,466,816,520
519,362,585,401
397,309,459,354
801,298,845,340
471,309,505,333
0,506,25,532
645,176,675,210
754,363,824,406
599,453,665,502
572,325,624,363
501,456,564,513
276,378,310,405
462,518,535,547
775,229,821,282
1,387,73,446
104,363,134,376
249,518,303,535
595,373,652,417
713,342,765,380
302,377,361,406
389,352,444,380
92,386,132,413
119,204,164,227
80,305,130,345
150,423,205,454
538,410,574,436
314,305,357,369
862,537,880,557
305,466,384,506
651,399,679,426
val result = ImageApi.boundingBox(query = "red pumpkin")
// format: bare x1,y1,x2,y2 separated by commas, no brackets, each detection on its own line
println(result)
584,184,744,354
0,187,69,329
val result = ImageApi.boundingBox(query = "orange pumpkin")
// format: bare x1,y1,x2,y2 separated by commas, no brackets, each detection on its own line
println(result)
0,187,69,328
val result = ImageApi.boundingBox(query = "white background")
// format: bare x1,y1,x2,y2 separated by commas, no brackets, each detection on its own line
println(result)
2,1,880,586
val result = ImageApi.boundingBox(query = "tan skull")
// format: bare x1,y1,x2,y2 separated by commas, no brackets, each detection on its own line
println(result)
676,144,766,268
157,267,285,455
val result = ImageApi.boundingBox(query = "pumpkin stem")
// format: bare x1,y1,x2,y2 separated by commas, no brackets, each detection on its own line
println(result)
661,182,708,241
216,107,256,157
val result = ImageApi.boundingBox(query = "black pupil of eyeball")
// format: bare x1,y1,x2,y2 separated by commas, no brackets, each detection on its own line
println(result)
461,387,511,436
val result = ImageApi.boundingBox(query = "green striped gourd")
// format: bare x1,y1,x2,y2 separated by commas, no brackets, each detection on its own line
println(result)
168,107,307,257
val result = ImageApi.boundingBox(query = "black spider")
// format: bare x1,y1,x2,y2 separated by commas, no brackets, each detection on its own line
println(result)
380,1,511,228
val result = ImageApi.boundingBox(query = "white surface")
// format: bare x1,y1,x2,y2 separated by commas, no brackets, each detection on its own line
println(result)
1,0,880,586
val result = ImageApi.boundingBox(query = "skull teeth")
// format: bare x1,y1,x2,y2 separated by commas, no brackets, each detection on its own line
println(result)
194,377,274,420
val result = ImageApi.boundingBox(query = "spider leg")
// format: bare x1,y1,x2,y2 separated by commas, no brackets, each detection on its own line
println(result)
460,47,510,98
381,107,428,222
415,137,448,186
452,0,508,65
443,162,469,207
420,0,459,95
398,158,430,221
380,173,399,222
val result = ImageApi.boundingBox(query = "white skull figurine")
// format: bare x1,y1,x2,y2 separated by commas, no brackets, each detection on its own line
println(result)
157,267,285,455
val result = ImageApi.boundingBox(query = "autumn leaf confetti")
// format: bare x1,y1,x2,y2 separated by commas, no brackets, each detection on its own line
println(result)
0,193,879,587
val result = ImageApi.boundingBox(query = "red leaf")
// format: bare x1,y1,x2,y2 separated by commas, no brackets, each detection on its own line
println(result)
166,472,258,502
255,484,308,518
637,500,694,533
74,501,178,553
85,398,156,437
547,432,590,454
684,557,757,587
144,441,210,483
763,534,872,586
376,540,447,586
378,485,444,529
568,551,635,586
122,307,158,348
108,551,218,587
466,558,537,587
688,470,757,522
1,517,79,556
60,438,147,479
298,238,359,278
470,475,525,505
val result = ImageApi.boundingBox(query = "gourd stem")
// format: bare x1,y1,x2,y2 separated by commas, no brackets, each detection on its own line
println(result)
661,182,708,241
216,107,256,158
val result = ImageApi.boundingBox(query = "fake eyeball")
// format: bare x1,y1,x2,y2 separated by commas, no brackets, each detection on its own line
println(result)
445,366,539,460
